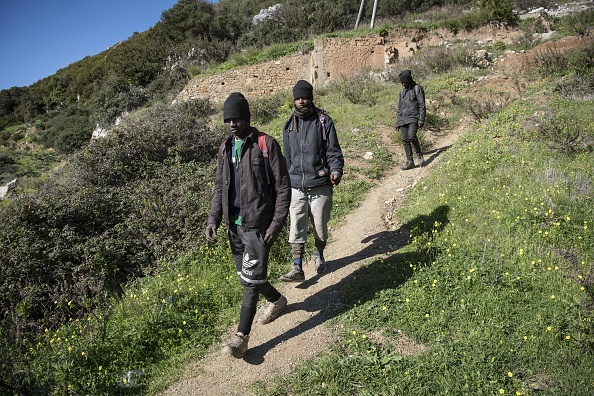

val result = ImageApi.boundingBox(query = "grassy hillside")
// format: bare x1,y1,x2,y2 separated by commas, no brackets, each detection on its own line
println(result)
1,3,593,395
259,78,594,395
15,32,593,396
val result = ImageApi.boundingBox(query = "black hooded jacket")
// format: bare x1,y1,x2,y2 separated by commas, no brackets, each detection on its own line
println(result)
396,70,426,127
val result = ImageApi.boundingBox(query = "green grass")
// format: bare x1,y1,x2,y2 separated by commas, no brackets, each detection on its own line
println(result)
20,19,594,396
254,84,594,396
202,41,314,75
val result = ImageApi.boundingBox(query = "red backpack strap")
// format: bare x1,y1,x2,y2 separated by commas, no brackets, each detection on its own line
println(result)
257,132,268,158
257,132,271,184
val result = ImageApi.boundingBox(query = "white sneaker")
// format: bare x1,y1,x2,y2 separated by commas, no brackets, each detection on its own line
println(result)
221,332,249,358
259,295,288,324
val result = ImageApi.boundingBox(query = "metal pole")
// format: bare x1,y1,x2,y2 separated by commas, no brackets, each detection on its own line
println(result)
370,0,379,28
355,0,365,29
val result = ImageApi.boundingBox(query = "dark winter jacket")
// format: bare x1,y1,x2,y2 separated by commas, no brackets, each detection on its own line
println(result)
396,70,426,127
207,127,290,232
283,108,344,190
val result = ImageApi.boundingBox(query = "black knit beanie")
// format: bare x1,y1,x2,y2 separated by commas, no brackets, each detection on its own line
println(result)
223,92,250,123
292,80,314,101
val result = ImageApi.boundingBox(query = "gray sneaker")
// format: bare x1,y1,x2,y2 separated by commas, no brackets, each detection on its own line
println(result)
259,295,288,324
314,256,327,274
416,154,426,167
279,268,305,282
221,332,249,359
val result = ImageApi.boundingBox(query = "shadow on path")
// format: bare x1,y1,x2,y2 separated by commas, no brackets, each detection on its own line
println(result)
243,205,450,365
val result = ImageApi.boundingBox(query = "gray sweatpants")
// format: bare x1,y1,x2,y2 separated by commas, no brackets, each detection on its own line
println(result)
288,184,333,244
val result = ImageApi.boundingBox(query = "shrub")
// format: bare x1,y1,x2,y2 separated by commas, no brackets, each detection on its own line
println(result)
451,92,510,121
89,80,150,128
561,9,594,37
249,91,292,124
531,107,593,156
389,45,482,83
39,104,94,154
477,0,518,25
0,98,222,394
331,71,384,106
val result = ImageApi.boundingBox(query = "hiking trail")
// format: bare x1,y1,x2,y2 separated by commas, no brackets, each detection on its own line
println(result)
161,34,589,395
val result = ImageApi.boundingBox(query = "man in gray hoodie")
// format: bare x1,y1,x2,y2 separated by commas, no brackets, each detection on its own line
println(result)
279,80,344,282
396,70,426,170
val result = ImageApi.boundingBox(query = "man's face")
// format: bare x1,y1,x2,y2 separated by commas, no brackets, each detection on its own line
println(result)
224,118,249,139
294,97,311,111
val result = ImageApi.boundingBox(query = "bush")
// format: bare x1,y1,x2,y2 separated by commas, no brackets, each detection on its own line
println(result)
331,71,385,106
89,80,150,128
0,98,222,394
531,107,594,156
561,9,594,37
389,45,482,83
39,104,94,154
250,91,292,124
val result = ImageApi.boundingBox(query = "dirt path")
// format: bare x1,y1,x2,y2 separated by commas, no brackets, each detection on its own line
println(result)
161,124,460,395
161,33,589,396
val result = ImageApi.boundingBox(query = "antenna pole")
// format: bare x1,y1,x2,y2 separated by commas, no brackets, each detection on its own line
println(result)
355,0,365,28
370,0,379,28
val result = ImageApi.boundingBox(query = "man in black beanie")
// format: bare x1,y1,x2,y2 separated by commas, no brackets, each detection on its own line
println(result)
280,80,344,282
205,92,291,358
396,70,426,170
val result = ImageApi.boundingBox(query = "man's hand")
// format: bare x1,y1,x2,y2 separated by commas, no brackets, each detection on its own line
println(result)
264,223,282,245
205,223,218,243
330,173,342,186
418,121,424,128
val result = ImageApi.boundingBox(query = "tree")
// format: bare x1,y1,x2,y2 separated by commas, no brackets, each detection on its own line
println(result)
160,0,216,41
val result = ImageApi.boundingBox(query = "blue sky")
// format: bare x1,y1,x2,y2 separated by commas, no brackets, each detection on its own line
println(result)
0,0,217,91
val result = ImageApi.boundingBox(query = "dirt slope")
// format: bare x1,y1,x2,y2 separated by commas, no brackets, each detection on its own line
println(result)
161,34,590,396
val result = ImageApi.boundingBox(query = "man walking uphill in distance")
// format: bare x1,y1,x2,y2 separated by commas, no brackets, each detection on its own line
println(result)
279,80,344,283
205,92,291,359
396,69,426,170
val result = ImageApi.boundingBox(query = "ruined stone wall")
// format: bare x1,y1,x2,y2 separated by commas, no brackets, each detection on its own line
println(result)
173,26,521,104
174,36,390,104
174,53,310,103
311,36,387,87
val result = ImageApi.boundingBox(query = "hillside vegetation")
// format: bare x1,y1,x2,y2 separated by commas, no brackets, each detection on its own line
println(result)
1,0,594,395
1,0,528,185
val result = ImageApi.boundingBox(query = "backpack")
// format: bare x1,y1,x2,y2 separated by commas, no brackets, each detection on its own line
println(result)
257,132,272,185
